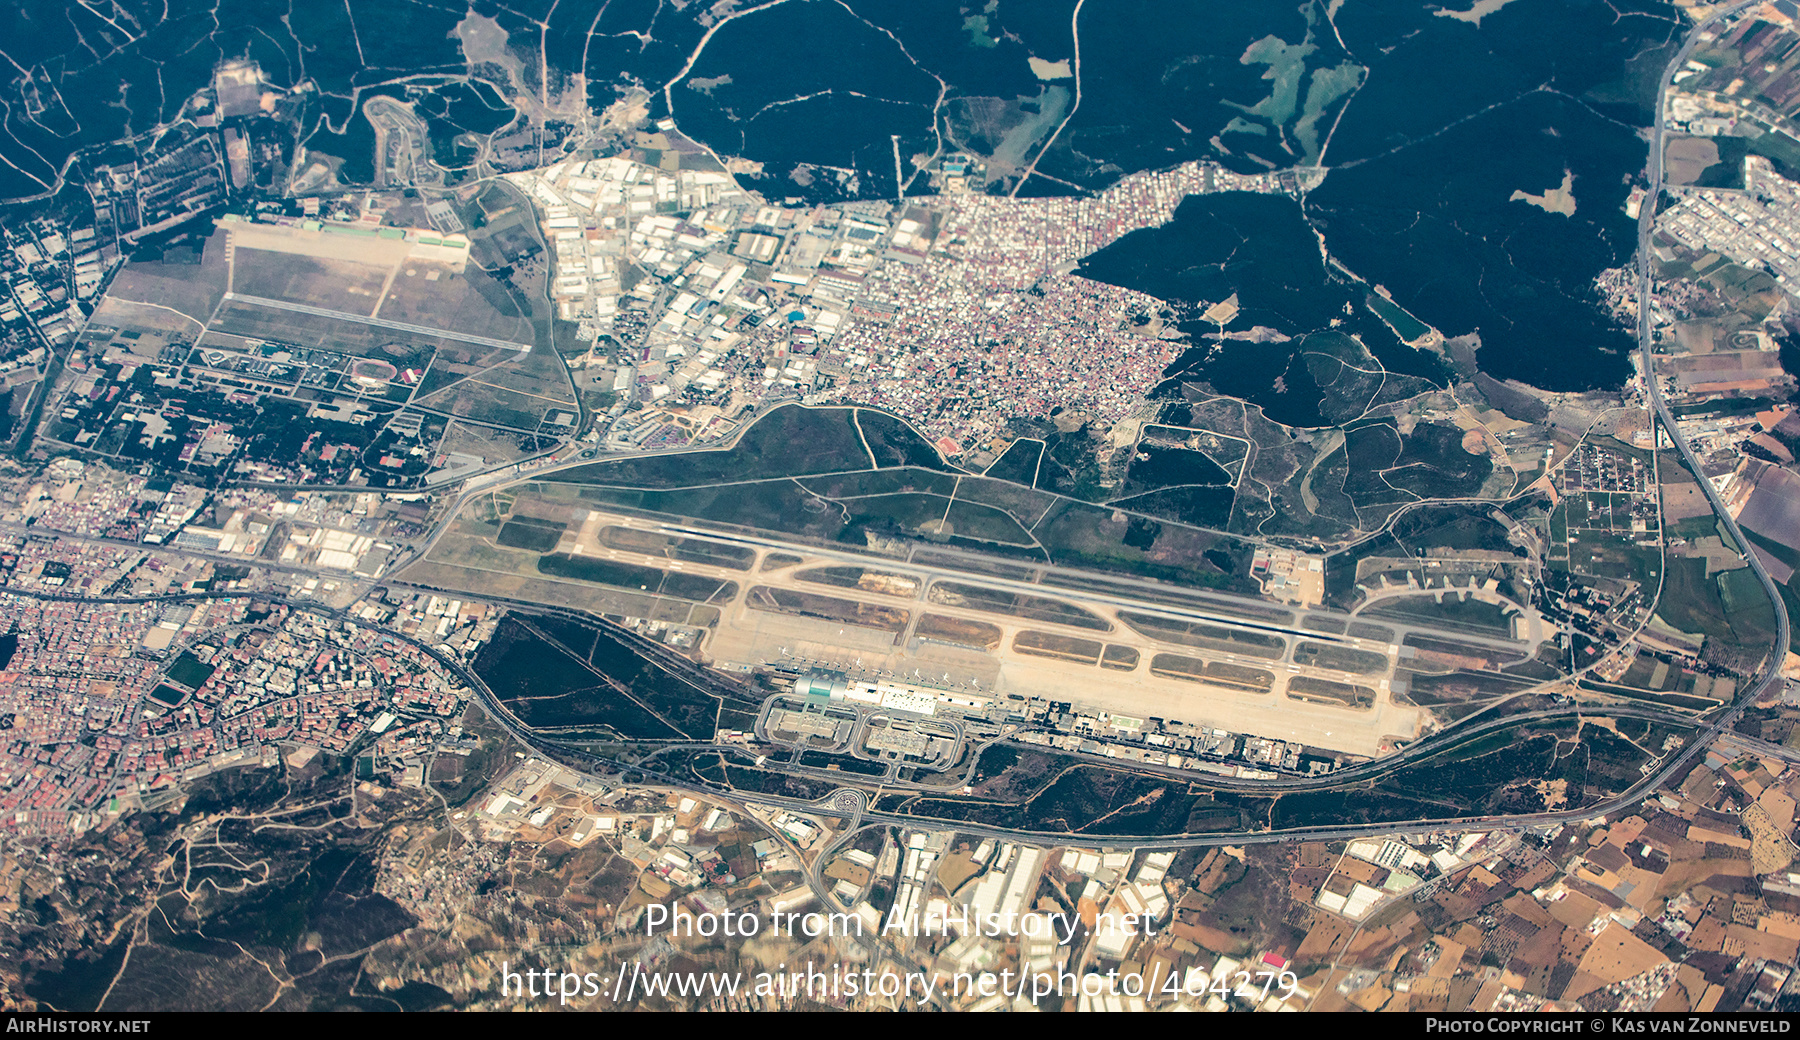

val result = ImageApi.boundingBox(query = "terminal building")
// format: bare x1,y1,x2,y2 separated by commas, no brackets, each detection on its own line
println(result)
791,670,992,716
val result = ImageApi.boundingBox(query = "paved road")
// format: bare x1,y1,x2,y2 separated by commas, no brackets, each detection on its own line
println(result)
1629,0,1791,767
53,555,1743,851
472,4,1799,847
35,3,1784,852
32,535,1758,853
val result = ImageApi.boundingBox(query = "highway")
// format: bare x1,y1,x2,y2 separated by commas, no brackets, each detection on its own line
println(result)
17,2,1782,858
22,523,1763,855
465,2,1800,849
42,557,1755,859
1627,0,1791,784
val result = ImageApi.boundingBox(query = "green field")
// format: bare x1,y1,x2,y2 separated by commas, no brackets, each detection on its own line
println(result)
1384,423,1493,499
1293,641,1390,675
983,438,1044,485
800,467,957,499
1118,611,1287,658
931,581,1110,630
952,476,1058,529
536,553,736,602
166,652,216,689
1655,556,1778,663
540,408,1260,593
496,517,565,551
856,409,957,470
943,498,1038,545
1365,594,1514,635
550,405,870,487
596,527,756,569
